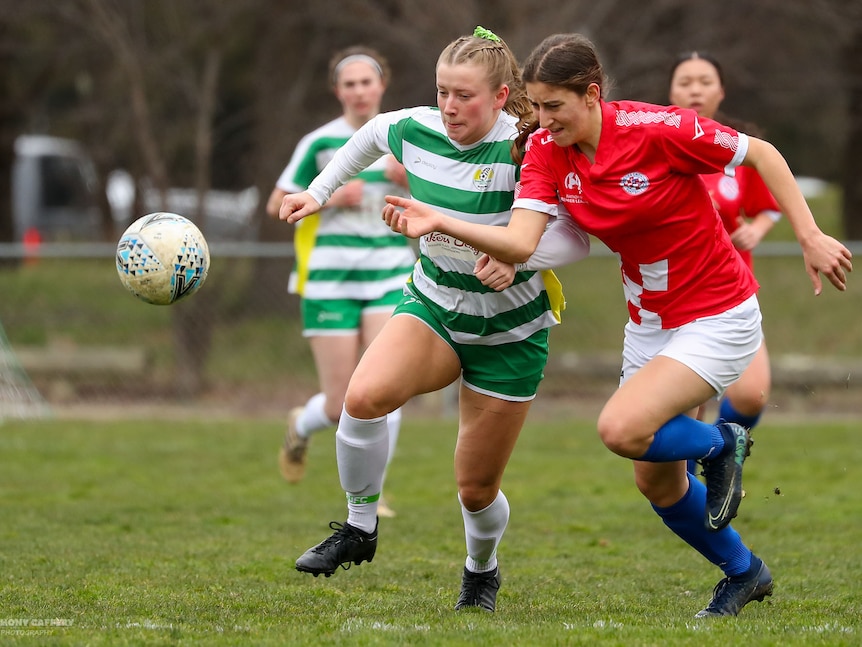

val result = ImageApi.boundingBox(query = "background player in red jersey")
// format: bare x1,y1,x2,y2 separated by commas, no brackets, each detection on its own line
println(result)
669,51,780,446
383,33,852,618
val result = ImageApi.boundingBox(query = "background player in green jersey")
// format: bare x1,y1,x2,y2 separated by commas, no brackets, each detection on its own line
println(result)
267,46,415,517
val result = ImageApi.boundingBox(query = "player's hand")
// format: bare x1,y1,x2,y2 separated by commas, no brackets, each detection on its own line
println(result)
474,254,516,291
729,217,762,252
279,191,322,224
383,195,442,238
801,231,853,294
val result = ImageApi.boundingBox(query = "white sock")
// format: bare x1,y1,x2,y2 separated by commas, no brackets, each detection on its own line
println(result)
296,393,334,438
461,491,509,573
379,407,402,496
385,407,402,467
336,408,389,533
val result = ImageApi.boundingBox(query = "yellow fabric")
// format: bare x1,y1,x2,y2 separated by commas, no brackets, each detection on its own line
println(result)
541,269,566,323
292,213,320,296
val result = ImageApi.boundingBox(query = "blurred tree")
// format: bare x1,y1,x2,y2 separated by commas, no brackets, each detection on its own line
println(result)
6,0,858,239
54,0,255,396
837,0,862,240
0,6,15,248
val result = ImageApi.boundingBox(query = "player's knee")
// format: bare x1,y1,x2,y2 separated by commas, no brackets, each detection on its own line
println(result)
344,384,393,420
458,483,496,512
596,412,643,458
730,391,768,416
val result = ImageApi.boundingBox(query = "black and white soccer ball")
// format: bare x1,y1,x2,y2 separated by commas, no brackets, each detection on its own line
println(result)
116,212,210,305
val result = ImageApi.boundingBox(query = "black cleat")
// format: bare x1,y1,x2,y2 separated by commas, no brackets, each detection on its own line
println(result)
696,561,774,617
454,566,501,612
702,422,752,531
295,521,377,577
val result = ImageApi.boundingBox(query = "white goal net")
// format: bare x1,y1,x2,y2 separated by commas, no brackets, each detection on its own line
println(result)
0,321,51,422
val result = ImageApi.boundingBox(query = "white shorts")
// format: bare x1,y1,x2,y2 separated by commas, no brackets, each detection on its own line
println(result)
619,295,763,398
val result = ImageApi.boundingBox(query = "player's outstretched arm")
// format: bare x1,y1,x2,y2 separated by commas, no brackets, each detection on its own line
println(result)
744,138,853,294
383,196,547,264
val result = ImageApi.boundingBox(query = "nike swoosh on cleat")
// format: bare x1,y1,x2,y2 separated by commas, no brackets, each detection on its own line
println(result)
707,471,738,530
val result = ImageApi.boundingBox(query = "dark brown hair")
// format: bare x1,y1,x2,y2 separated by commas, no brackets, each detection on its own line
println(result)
515,33,609,157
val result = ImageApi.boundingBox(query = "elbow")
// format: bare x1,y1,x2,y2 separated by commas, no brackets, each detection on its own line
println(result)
509,240,539,264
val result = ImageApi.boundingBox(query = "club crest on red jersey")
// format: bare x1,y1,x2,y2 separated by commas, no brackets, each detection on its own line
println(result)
717,176,740,200
620,172,650,196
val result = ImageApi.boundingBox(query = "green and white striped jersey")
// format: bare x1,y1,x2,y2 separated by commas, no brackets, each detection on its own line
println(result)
276,116,415,300
307,107,559,346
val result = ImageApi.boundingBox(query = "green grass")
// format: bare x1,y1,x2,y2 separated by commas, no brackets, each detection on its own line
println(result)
0,416,859,645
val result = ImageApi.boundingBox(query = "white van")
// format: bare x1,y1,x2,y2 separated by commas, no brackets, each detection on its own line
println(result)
11,135,104,243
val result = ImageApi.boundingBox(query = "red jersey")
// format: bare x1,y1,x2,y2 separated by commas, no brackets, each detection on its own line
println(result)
701,167,780,270
514,99,759,329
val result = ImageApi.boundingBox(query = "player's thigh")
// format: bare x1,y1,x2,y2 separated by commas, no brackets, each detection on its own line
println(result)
308,334,361,405
600,355,716,443
725,341,771,412
346,313,461,417
359,308,394,350
359,289,401,350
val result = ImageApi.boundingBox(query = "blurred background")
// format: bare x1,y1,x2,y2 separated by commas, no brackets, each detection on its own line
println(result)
1,0,860,421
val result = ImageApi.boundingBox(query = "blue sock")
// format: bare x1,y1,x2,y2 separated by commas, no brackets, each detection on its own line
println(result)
653,473,754,576
716,398,762,430
639,415,726,462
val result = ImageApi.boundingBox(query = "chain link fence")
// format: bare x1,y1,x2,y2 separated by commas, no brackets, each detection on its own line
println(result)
1,243,860,421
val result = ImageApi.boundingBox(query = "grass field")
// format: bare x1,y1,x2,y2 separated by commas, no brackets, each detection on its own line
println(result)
0,415,859,645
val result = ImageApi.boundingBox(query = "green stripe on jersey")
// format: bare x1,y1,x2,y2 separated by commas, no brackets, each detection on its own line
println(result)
308,267,412,282
315,234,411,248
408,174,515,216
441,292,552,336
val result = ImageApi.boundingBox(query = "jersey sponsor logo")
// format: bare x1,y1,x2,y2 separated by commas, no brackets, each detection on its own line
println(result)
473,166,495,190
561,172,586,204
620,172,650,196
615,110,681,129
425,231,480,262
316,311,344,324
413,155,437,170
693,116,705,140
540,134,554,145
713,129,739,151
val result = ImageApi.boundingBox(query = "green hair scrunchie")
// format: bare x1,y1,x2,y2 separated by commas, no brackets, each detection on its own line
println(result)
473,26,501,42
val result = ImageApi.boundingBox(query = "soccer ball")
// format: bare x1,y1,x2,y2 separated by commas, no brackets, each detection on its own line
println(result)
116,212,210,305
